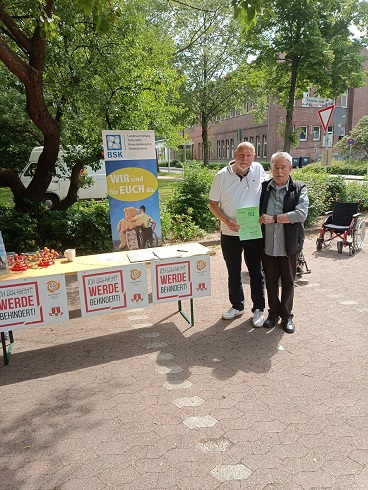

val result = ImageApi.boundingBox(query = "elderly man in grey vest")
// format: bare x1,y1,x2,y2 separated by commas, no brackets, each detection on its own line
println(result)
259,151,309,334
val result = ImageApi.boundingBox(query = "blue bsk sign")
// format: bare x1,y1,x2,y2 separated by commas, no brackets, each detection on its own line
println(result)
347,138,356,146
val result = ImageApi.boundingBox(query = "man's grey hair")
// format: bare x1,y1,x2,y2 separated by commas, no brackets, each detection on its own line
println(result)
270,151,293,165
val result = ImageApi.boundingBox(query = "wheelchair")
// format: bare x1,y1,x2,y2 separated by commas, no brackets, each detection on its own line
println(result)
137,225,158,249
316,200,366,255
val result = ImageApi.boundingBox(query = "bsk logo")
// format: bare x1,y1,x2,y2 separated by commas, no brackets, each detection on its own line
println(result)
106,134,123,158
106,135,122,150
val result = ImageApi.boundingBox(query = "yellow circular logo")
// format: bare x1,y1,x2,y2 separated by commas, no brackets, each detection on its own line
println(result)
130,269,142,280
196,260,206,271
47,280,60,293
107,168,158,202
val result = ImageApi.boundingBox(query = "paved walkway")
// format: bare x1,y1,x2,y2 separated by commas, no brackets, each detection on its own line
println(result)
1,232,368,489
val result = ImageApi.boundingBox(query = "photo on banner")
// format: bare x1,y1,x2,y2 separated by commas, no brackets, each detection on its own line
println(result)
102,130,162,251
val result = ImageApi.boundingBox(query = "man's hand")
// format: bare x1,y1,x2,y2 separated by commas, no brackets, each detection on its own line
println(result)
227,219,240,232
259,214,274,224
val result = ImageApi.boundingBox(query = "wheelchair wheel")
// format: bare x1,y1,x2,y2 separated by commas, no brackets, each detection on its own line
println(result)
149,231,158,248
353,219,366,251
316,238,323,251
337,241,343,254
137,230,144,249
349,246,356,256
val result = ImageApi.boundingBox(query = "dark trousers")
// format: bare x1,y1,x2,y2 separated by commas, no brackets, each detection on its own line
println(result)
261,252,297,320
221,234,265,312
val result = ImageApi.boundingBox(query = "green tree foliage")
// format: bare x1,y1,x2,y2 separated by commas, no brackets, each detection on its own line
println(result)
0,68,39,173
231,0,262,24
333,115,368,160
0,0,183,211
241,0,368,152
171,0,259,165
165,161,217,232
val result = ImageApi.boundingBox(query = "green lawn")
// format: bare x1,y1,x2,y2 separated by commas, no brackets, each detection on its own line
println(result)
0,179,179,206
0,188,13,205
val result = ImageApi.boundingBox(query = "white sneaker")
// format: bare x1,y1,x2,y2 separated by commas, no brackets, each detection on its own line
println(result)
222,307,244,320
252,309,264,327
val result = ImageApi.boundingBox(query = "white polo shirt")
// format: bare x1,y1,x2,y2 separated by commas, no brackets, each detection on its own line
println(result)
209,161,266,236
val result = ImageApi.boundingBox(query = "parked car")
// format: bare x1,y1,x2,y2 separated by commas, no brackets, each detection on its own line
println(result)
19,146,107,207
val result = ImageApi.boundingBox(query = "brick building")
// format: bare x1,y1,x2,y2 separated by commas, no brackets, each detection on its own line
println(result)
185,58,368,164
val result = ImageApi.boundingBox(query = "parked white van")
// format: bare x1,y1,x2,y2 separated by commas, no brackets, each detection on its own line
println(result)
19,146,107,207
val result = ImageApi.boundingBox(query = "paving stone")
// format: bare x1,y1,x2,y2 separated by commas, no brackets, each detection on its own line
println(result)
172,396,205,408
163,380,193,390
183,415,218,429
137,331,161,338
144,341,168,349
196,436,234,453
210,464,252,481
151,352,175,361
1,234,368,489
155,364,183,374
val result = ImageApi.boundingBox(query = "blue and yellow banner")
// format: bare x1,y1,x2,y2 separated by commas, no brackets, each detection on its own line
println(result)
102,130,162,251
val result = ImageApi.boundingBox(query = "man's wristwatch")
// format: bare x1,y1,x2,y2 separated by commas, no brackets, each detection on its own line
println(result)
273,215,278,223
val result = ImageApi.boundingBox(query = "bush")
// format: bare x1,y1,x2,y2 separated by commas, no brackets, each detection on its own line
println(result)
0,200,112,255
327,160,368,176
165,161,216,232
306,159,368,176
208,162,227,170
0,204,40,252
292,169,347,225
160,203,206,242
66,200,113,255
344,181,368,209
159,160,183,168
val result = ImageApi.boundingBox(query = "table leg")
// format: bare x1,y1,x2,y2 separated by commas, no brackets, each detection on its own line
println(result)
177,299,194,326
1,330,14,366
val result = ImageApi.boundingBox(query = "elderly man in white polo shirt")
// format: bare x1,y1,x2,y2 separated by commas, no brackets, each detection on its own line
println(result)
209,141,267,327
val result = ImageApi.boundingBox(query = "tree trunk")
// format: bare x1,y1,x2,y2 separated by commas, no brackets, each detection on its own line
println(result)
0,1,67,212
283,59,299,154
202,114,209,166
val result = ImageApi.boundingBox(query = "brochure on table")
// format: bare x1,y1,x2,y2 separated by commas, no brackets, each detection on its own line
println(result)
0,274,69,331
151,254,211,303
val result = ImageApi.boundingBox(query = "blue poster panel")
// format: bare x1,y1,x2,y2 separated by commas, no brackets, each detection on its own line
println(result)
102,130,162,251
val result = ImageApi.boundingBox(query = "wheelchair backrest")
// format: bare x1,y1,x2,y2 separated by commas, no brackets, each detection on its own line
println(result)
332,201,359,226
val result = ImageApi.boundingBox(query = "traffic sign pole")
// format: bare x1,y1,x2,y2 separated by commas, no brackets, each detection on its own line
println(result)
346,138,356,175
318,105,335,171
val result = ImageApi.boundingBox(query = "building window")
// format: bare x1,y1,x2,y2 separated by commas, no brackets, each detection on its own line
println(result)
301,91,310,107
230,139,235,158
249,136,254,145
226,139,230,158
299,126,307,141
312,126,320,141
217,141,221,159
340,92,348,108
221,140,225,158
262,135,267,158
256,135,261,157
